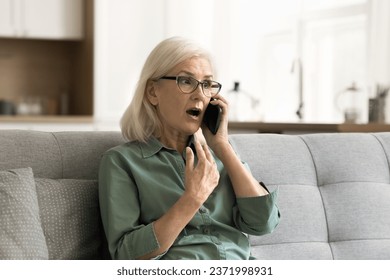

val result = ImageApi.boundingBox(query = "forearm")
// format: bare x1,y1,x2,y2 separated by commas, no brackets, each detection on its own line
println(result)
137,192,202,259
139,140,220,259
215,143,268,198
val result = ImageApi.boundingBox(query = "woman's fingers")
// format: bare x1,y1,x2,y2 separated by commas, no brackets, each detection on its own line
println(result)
210,95,228,115
185,137,220,203
203,142,214,163
195,127,215,158
194,128,207,146
186,147,194,170
194,136,216,166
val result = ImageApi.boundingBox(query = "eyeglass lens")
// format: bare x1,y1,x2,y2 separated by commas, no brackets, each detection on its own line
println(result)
177,76,220,96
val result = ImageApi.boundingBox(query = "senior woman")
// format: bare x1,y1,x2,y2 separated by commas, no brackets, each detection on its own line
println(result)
98,37,280,260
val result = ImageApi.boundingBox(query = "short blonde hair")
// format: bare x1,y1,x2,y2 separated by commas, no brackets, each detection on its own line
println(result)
120,37,214,142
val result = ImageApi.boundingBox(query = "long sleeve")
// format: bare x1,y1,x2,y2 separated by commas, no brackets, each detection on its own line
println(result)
98,151,161,259
233,188,280,235
98,138,280,260
227,161,280,236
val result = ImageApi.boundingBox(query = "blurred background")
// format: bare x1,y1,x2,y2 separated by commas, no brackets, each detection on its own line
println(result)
0,0,389,131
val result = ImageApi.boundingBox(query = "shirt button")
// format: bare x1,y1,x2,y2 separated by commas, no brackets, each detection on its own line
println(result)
203,227,211,234
199,207,207,214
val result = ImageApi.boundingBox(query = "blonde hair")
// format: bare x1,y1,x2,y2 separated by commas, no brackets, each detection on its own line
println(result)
120,37,214,142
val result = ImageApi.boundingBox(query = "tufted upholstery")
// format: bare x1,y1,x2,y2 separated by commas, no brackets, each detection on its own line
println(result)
229,133,390,259
0,130,124,259
1,130,389,259
0,130,125,179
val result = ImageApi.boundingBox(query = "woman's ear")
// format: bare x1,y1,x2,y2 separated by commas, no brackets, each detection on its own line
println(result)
146,80,158,106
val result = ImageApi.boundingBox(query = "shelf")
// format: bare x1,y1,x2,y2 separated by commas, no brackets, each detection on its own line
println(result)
0,0,93,118
228,122,390,134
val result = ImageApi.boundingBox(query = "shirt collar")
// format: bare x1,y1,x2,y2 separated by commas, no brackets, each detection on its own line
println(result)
139,135,196,158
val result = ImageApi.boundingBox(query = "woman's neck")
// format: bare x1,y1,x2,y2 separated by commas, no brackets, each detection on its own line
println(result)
158,134,189,154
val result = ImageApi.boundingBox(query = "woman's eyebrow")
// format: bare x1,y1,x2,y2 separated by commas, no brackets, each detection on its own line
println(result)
179,71,213,79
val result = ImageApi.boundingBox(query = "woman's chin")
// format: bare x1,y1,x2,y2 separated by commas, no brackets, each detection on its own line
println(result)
186,123,202,135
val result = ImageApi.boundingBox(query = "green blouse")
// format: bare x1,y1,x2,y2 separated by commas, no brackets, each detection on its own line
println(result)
98,137,280,260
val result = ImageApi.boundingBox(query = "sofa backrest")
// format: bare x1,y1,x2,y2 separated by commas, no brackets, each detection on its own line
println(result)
0,130,124,259
0,130,124,179
1,130,390,259
229,132,390,259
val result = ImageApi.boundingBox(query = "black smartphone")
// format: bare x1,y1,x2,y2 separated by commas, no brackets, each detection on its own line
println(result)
203,100,222,134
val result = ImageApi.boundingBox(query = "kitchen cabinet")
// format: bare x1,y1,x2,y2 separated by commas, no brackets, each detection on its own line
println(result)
0,0,83,40
0,0,14,37
0,0,93,130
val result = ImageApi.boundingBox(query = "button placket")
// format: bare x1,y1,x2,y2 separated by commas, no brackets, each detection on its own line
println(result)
198,205,226,259
199,205,212,236
211,235,222,245
199,206,211,224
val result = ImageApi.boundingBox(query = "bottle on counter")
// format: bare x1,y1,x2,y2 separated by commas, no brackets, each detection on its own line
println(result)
225,81,261,121
368,84,388,123
59,87,69,115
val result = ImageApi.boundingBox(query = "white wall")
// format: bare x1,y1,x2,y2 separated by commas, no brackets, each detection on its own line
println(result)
94,0,165,129
94,0,388,128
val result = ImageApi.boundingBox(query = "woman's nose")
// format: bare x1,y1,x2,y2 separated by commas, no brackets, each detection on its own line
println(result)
191,84,205,100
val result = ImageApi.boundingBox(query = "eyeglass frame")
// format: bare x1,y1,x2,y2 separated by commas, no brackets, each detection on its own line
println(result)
156,76,222,97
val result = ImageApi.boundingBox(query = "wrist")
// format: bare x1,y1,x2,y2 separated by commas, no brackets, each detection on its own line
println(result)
213,142,234,159
181,190,205,210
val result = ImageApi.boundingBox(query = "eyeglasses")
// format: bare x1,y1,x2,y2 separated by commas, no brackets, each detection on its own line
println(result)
158,76,222,98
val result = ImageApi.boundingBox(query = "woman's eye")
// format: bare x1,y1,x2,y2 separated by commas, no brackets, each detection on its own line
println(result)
180,77,192,85
203,81,212,88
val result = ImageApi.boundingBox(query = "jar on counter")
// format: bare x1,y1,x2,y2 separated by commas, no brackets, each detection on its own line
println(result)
225,81,261,121
0,99,15,115
335,82,365,123
16,97,43,115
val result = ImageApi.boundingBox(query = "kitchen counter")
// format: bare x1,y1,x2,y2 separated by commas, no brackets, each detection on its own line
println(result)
228,121,390,134
0,115,93,123
0,115,95,131
2,117,390,134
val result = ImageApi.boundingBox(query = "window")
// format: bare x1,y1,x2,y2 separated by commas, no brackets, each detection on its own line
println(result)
256,0,368,123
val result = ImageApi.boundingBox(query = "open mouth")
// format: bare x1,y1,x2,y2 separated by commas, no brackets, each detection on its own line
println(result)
186,108,201,117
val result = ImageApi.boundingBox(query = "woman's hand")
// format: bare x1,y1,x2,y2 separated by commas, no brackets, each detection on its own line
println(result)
184,137,220,205
199,96,269,198
143,138,220,260
202,94,230,157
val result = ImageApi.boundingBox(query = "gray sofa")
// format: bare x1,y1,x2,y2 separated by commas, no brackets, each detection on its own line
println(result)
1,130,389,259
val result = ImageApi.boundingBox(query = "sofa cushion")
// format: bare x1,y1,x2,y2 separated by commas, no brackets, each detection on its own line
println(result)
230,133,390,260
0,131,63,178
230,134,331,259
35,178,101,259
303,134,390,259
0,167,49,260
